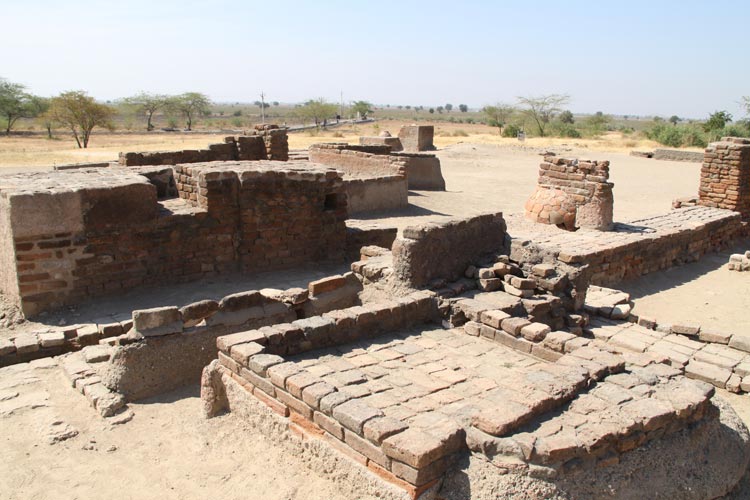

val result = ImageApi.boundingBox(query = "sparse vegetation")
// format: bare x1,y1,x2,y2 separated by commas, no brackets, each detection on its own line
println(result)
46,91,115,148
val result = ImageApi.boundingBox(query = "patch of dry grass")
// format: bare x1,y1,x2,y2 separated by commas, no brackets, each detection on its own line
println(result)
0,121,669,170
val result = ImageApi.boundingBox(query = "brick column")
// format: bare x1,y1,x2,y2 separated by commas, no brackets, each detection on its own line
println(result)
699,137,750,219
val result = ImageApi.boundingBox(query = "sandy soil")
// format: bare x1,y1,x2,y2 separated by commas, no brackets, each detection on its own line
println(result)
620,238,750,334
354,142,702,233
0,137,746,499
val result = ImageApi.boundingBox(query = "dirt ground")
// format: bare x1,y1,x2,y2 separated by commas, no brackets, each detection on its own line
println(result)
0,135,747,499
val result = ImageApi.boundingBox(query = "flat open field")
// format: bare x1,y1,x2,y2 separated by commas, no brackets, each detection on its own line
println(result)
0,120,685,171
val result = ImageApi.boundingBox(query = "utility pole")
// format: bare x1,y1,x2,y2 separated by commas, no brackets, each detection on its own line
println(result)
340,90,343,119
260,91,266,124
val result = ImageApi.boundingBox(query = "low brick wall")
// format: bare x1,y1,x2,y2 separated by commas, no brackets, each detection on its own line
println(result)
308,144,404,178
359,136,403,152
393,153,446,191
392,213,508,287
343,176,408,215
118,130,288,166
653,149,704,162
511,206,744,290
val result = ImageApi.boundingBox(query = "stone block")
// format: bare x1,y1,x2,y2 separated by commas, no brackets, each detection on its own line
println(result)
248,354,284,376
39,331,66,348
382,428,450,468
180,299,219,327
501,317,531,337
13,333,39,354
685,360,732,387
520,322,551,342
216,330,266,353
671,323,701,336
229,342,264,366
729,335,750,353
132,307,182,337
363,417,409,444
332,399,383,434
472,401,531,437
480,309,511,329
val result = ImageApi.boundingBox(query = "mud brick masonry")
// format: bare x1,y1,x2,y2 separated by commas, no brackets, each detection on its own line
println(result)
0,162,349,317
525,156,614,231
698,137,750,219
119,127,289,166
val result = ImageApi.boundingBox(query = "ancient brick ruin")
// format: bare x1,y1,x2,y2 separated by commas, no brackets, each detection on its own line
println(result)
359,125,435,153
525,156,614,230
309,143,445,214
4,133,750,499
698,137,750,219
119,127,289,165
0,162,350,317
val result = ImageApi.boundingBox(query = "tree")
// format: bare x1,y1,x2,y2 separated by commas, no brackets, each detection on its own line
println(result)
458,104,468,113
437,106,444,114
253,100,270,109
168,92,211,130
517,94,570,137
122,92,167,131
669,115,681,126
482,104,515,133
272,101,279,106
559,110,574,124
47,91,114,148
703,110,732,132
445,103,453,112
30,97,52,138
351,100,373,119
0,78,45,135
428,108,435,114
298,98,337,126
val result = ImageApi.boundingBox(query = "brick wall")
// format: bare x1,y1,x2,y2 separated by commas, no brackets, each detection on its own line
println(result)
343,176,408,215
699,137,750,219
393,213,508,287
118,130,288,166
0,162,348,316
308,144,405,178
525,157,614,230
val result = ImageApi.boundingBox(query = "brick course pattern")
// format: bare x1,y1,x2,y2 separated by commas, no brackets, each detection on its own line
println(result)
698,137,750,219
524,157,614,230
118,129,289,166
0,162,348,316
392,213,507,287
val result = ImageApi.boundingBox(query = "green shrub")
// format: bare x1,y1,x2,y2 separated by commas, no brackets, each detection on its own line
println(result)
558,125,581,138
502,124,521,137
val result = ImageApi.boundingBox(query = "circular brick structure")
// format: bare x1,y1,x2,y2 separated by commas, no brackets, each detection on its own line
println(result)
524,187,577,230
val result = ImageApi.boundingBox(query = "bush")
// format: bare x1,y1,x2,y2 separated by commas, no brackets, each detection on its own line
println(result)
558,125,581,138
502,124,521,137
453,129,469,137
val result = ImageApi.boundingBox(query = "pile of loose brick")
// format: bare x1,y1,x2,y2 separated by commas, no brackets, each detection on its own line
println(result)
524,157,614,230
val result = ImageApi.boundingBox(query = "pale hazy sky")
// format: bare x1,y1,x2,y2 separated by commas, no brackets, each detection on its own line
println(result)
2,0,749,119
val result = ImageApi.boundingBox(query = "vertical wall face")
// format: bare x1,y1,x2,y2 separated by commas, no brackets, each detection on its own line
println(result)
699,137,750,219
235,168,348,272
0,196,20,303
397,126,435,151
